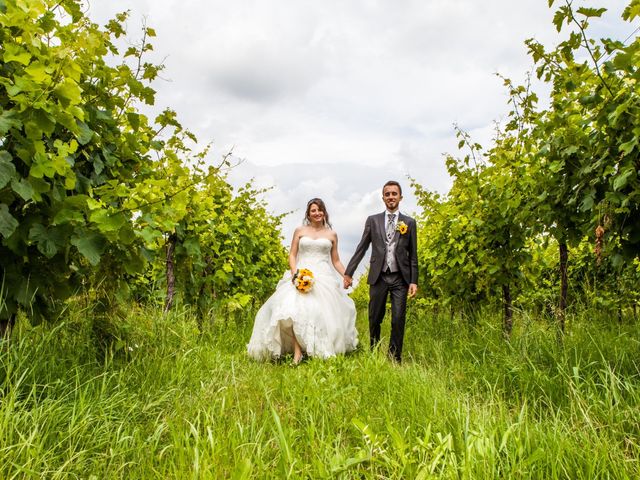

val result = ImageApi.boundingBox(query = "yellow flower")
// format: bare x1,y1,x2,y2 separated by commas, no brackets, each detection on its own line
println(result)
293,268,315,293
396,221,408,235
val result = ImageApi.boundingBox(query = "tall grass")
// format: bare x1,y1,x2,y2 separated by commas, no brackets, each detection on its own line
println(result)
1,302,638,478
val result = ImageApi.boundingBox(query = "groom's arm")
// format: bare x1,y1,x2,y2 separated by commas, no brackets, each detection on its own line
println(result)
344,216,373,279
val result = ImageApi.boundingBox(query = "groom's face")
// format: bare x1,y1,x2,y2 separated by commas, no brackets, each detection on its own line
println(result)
382,185,402,212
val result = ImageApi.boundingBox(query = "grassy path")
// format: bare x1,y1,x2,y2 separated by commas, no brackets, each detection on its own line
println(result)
1,306,639,478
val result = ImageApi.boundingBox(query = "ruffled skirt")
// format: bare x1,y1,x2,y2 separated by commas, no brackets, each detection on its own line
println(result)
247,270,358,360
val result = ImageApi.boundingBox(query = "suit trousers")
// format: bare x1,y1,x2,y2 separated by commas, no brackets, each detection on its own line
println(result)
368,271,408,361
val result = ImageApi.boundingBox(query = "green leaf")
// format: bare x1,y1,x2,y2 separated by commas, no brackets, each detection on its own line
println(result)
30,158,56,179
0,204,19,238
54,79,82,106
549,161,563,173
95,109,113,121
0,110,23,135
0,151,17,188
89,209,127,232
75,120,94,145
86,198,103,210
127,112,140,131
623,0,640,20
11,178,35,201
123,251,144,275
25,62,51,83
118,225,137,245
63,194,89,209
235,293,252,307
619,137,637,156
3,44,31,65
580,194,594,212
28,176,50,201
611,253,624,268
28,224,58,258
213,269,229,284
575,7,606,18
92,154,105,175
183,237,201,257
53,208,84,225
612,169,634,191
64,173,76,190
71,232,107,266
61,0,83,21
25,121,44,140
139,226,161,246
552,7,567,32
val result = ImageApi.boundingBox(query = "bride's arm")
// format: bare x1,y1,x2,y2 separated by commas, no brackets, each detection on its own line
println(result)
289,228,302,276
330,231,346,276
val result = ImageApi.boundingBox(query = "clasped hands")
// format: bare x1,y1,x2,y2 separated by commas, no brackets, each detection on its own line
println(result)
342,275,418,298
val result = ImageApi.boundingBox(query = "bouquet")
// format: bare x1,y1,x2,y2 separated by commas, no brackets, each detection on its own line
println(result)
293,268,315,293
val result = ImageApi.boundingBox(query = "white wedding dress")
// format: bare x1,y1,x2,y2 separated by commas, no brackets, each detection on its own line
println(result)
247,237,358,360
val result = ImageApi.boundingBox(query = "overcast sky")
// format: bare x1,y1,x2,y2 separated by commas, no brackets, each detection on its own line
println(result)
87,0,633,268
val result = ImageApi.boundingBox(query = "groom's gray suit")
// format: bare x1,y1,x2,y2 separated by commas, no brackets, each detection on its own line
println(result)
345,211,418,361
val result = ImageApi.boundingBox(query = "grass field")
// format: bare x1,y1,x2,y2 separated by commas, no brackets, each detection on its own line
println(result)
1,302,639,478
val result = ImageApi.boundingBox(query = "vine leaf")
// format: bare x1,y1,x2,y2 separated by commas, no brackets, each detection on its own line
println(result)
0,204,19,238
71,233,107,266
0,111,22,135
0,151,17,188
11,178,35,201
29,224,59,258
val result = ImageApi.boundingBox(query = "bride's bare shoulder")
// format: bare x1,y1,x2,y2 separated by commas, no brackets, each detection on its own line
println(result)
295,226,311,236
328,229,339,242
291,226,307,243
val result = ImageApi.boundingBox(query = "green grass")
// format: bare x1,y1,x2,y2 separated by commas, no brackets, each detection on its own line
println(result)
1,303,639,478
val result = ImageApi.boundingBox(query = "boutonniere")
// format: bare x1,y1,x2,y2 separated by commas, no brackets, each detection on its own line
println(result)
396,221,408,235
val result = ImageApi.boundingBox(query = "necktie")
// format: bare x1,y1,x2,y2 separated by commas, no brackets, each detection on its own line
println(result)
386,213,396,242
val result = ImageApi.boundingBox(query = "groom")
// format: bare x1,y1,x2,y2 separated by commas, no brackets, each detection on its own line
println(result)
344,180,418,362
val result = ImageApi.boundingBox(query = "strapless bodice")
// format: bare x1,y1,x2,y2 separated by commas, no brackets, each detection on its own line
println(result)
297,237,333,272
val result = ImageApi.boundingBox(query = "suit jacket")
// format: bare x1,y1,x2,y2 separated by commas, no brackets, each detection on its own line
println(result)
345,212,418,286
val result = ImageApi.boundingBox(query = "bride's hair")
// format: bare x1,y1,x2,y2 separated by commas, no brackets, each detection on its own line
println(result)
304,198,332,228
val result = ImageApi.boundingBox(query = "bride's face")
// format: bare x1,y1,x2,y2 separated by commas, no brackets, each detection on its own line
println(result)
308,204,325,224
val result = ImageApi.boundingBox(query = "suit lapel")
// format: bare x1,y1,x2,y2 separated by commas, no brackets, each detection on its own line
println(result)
376,212,387,243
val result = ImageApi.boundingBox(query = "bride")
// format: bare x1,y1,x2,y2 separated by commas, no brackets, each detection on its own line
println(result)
247,198,358,363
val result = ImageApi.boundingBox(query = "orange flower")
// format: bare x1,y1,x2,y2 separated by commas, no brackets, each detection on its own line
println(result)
396,221,408,235
293,268,315,293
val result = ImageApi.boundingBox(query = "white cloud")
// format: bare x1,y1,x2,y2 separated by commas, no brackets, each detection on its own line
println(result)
86,0,633,266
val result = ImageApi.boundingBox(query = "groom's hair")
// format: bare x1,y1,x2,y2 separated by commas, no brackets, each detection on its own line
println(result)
383,180,402,195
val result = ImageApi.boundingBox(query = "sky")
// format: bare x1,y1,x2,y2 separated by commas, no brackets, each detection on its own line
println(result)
86,0,633,269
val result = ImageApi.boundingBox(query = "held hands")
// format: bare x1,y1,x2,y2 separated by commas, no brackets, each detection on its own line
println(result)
343,276,416,296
